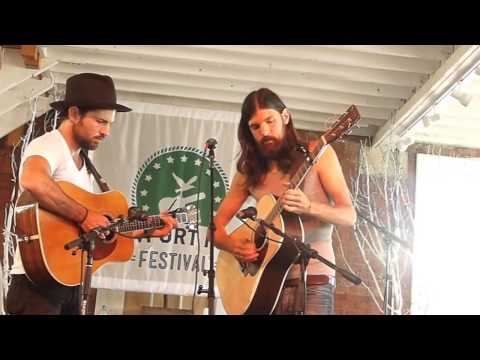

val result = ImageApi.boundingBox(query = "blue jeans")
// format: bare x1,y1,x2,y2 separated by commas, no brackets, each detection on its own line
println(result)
5,274,80,315
273,283,335,315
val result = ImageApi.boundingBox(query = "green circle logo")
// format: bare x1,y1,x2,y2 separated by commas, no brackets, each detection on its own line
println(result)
131,146,229,227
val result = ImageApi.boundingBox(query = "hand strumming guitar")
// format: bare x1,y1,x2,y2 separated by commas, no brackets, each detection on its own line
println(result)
226,235,259,263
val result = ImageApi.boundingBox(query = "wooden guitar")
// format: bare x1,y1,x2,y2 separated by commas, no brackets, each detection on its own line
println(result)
216,105,361,314
14,181,198,288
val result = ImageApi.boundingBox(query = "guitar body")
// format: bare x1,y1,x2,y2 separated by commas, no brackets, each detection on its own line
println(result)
15,181,133,288
216,194,304,315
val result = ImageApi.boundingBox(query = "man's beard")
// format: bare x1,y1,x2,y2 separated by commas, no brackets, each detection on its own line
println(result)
257,135,301,175
81,140,99,150
73,124,104,150
73,131,101,151
258,136,289,160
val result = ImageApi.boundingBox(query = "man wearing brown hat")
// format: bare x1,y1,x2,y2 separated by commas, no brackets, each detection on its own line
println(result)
5,73,177,315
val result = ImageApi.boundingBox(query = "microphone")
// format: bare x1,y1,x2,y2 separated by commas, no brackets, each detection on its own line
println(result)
236,206,257,220
64,226,110,250
205,138,217,149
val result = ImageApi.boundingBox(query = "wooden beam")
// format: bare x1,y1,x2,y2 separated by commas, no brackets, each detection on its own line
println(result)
318,45,454,62
47,46,413,99
60,45,428,87
0,46,4,70
53,71,391,120
0,48,57,94
20,45,41,69
52,61,403,110
373,45,480,148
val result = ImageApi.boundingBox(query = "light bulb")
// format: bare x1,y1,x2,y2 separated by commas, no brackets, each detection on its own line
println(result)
451,88,472,107
422,113,441,128
396,136,414,152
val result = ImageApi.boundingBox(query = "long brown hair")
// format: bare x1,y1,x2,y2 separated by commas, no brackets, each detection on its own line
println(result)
237,88,306,188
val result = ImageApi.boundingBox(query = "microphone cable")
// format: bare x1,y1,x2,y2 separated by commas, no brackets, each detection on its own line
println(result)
236,217,283,245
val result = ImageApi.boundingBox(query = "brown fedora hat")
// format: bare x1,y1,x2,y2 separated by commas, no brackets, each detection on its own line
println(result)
50,73,132,112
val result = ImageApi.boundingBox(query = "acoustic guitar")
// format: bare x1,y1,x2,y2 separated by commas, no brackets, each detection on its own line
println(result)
14,181,197,288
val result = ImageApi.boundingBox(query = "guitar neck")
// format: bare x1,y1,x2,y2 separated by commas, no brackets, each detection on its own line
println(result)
265,142,326,223
290,139,326,190
112,212,187,233
113,215,164,233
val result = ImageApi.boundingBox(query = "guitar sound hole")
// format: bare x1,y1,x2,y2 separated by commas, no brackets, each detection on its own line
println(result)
103,231,116,243
93,213,117,260
101,214,116,244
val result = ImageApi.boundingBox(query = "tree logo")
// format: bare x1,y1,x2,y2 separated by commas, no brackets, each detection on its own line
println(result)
131,146,229,227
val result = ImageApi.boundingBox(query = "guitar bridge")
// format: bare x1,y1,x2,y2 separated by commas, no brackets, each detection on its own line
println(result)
239,261,259,276
240,262,247,274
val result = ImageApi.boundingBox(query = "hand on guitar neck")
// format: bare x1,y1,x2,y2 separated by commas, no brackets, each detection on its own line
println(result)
79,208,177,239
79,208,110,234
129,212,177,238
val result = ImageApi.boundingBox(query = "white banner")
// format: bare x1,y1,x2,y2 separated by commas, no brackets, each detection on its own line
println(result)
91,101,244,297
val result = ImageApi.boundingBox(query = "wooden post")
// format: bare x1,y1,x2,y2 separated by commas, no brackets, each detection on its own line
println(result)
5,125,26,147
20,45,42,69
0,46,4,70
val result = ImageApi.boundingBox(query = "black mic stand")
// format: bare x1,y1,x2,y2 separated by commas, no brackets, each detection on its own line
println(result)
255,218,362,315
356,210,410,315
197,140,217,315
64,228,103,315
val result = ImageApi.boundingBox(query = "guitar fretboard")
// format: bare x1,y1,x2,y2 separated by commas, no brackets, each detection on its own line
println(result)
265,139,326,224
111,212,189,233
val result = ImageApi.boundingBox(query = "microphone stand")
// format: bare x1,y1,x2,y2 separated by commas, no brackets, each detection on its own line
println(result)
64,214,158,315
197,141,217,315
356,210,410,315
64,228,103,315
252,218,362,314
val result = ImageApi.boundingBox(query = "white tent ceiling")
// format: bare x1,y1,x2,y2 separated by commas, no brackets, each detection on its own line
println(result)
1,45,480,150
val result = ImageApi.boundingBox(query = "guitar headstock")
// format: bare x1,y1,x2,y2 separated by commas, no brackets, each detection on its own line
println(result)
169,204,199,231
322,105,361,145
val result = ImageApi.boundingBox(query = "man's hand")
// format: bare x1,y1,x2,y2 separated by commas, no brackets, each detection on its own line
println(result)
226,236,258,263
147,213,177,237
79,209,110,233
279,188,312,215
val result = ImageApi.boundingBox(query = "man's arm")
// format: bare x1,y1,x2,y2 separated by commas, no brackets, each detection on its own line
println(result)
281,145,356,226
212,171,258,262
20,155,109,231
311,145,356,225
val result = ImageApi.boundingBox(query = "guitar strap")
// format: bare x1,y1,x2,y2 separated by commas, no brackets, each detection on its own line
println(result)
80,149,111,192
